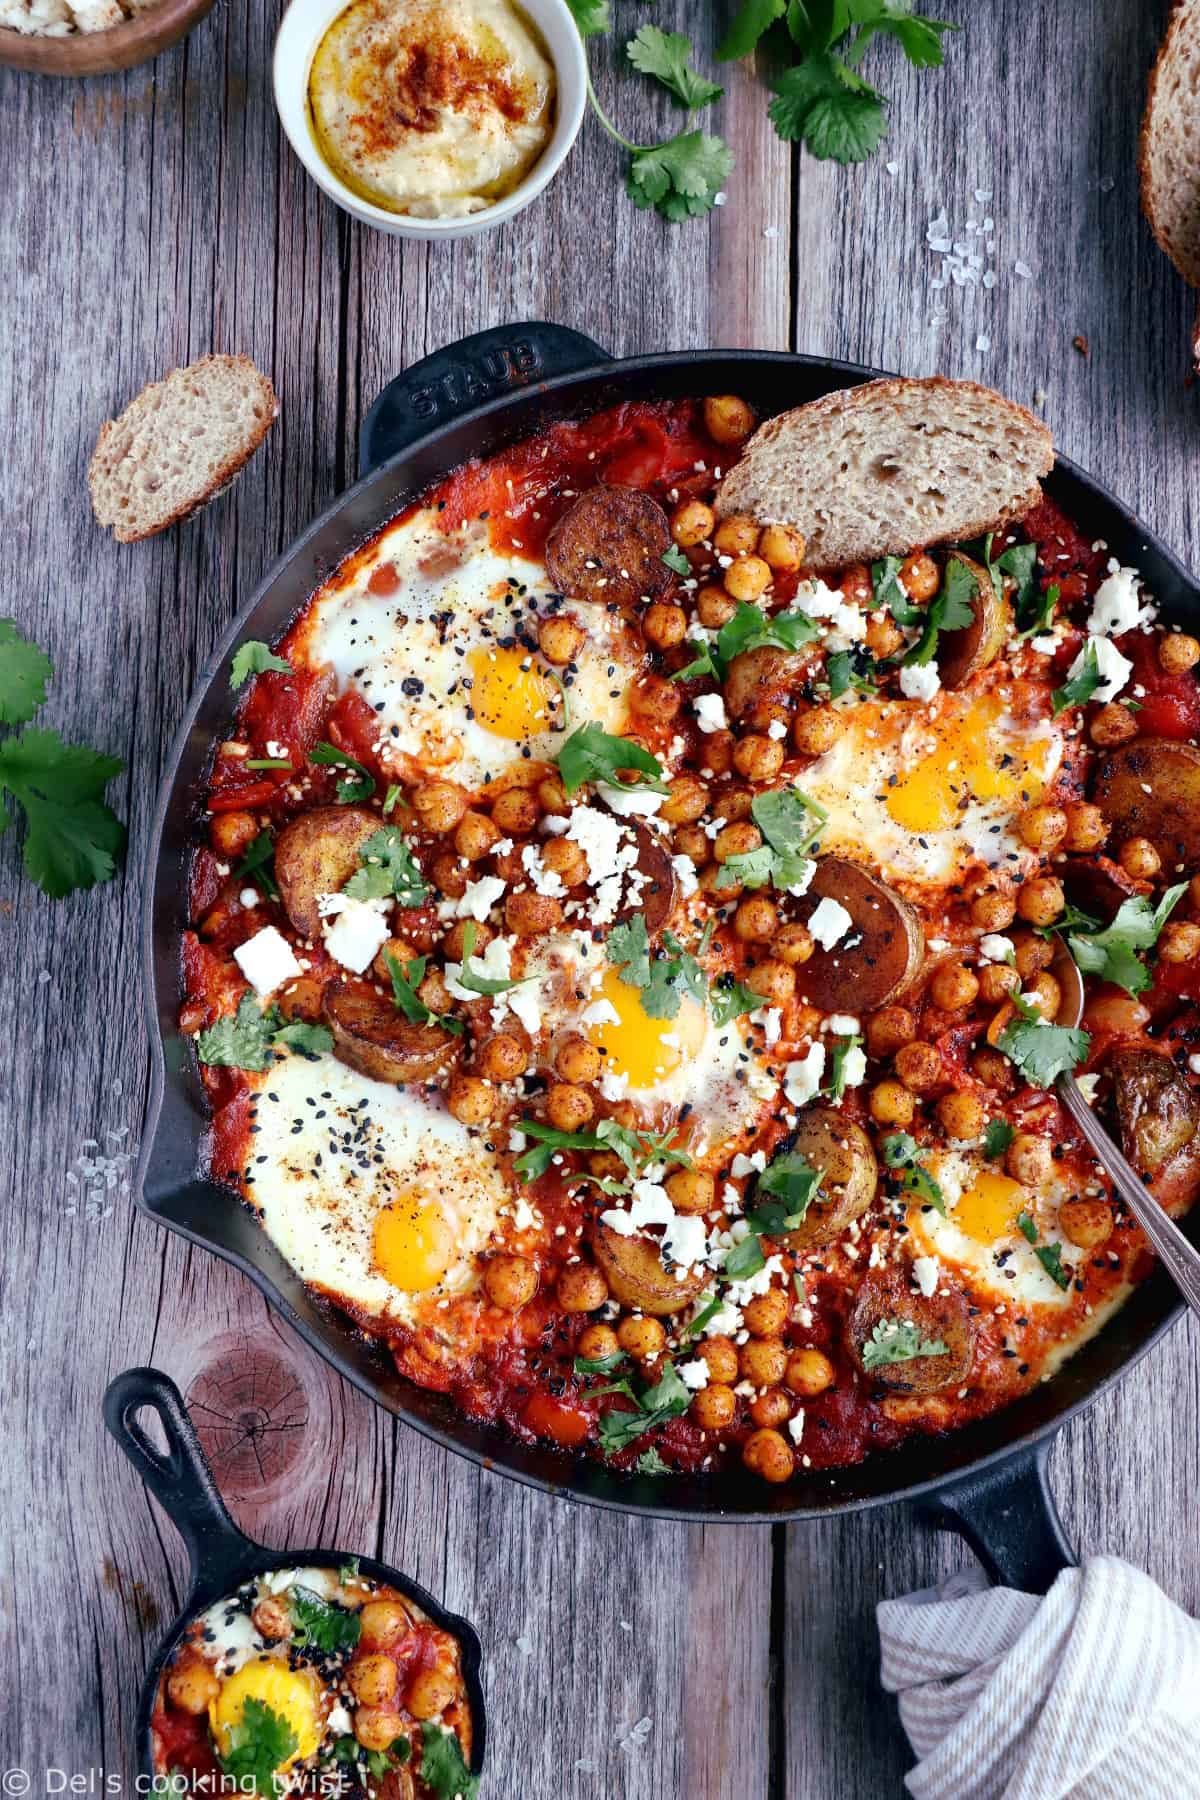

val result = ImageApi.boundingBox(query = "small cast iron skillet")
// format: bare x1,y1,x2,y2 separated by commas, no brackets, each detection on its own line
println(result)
103,1366,488,1787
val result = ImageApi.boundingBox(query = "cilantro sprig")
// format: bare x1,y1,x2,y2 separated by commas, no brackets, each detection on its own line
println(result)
0,621,126,899
1017,1211,1072,1291
723,786,827,893
983,1118,1015,1161
514,1114,692,1185
900,557,977,667
195,993,333,1071
628,24,723,109
229,641,292,689
709,974,761,1025
674,600,819,683
1052,643,1103,716
861,1317,950,1371
557,722,667,797
746,1147,824,1233
419,1723,480,1800
881,1133,946,1214
233,830,280,900
385,952,464,1035
596,1358,691,1455
997,995,1090,1088
343,825,428,907
454,920,534,996
217,1697,298,1796
288,1585,361,1654
310,741,376,803
1064,886,1186,997
606,914,706,1019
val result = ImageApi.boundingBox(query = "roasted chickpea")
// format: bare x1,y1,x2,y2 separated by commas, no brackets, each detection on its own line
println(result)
699,729,735,774
748,959,797,1007
698,861,743,902
538,615,585,666
839,563,872,606
713,514,760,557
505,891,563,936
448,1073,494,1126
734,894,780,944
733,733,785,783
930,961,981,1013
630,675,683,726
1023,971,1062,1020
417,967,454,1013
431,851,468,899
617,1315,667,1361
578,1323,619,1362
785,1348,835,1398
412,781,467,833
937,1091,986,1140
536,774,567,815
1117,837,1161,881
895,1041,944,1093
713,820,762,862
675,824,710,865
692,1382,737,1430
971,887,1017,932
1063,802,1108,853
869,1079,915,1128
724,554,772,602
742,1427,795,1484
359,1600,411,1651
739,1337,788,1388
774,922,815,966
277,975,325,1023
1158,631,1200,673
1159,921,1200,963
1016,875,1064,927
553,1033,600,1085
697,1337,739,1384
972,1046,1016,1092
899,551,939,602
251,1597,291,1640
1060,1197,1114,1248
792,707,842,756
644,601,688,650
483,1254,538,1312
209,810,258,859
864,1006,916,1059
557,1263,608,1312
541,837,588,887
750,1388,793,1429
696,582,738,629
492,788,539,835
744,1288,790,1338
704,394,755,445
716,786,755,822
979,962,1020,1005
1006,1132,1054,1186
1013,931,1054,980
670,498,716,548
1090,702,1138,747
865,612,905,658
1018,804,1069,853
442,919,492,962
355,1707,410,1752
166,1660,220,1715
546,1082,594,1132
406,1666,459,1720
665,1168,715,1215
661,773,708,825
348,1655,399,1707
758,523,805,571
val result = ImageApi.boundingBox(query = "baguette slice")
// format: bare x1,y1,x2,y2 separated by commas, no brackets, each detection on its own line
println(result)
88,354,277,544
1141,0,1200,288
714,376,1053,569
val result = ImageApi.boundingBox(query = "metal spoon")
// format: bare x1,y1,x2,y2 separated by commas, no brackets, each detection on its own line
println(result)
1052,945,1200,1317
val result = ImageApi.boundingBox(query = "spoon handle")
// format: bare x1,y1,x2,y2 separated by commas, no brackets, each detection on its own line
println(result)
1057,1073,1200,1321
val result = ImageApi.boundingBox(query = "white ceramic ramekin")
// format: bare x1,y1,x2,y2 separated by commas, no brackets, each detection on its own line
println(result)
273,0,587,240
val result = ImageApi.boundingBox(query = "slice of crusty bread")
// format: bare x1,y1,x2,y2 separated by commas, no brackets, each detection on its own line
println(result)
1141,0,1200,288
714,376,1054,569
88,354,277,544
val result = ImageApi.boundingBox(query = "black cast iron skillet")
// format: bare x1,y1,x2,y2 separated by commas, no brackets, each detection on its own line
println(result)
103,1366,487,1783
137,321,1200,1588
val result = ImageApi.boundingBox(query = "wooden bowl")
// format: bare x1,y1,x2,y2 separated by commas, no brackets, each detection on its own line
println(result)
0,0,214,74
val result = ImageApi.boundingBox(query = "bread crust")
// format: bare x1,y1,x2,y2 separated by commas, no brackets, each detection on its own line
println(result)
1140,0,1200,288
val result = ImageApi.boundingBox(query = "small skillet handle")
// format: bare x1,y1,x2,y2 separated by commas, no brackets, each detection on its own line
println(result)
104,1367,255,1600
358,320,612,474
919,1441,1076,1595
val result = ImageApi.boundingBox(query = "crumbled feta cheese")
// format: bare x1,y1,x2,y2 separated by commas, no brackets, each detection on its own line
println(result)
784,1043,826,1107
454,874,507,921
581,998,620,1028
672,853,699,899
512,1196,537,1232
233,926,301,997
316,894,390,975
693,693,728,734
808,895,853,949
1090,566,1151,637
1030,634,1059,656
507,980,543,1037
662,1213,708,1269
787,1410,805,1445
521,844,564,897
803,579,867,650
239,887,260,909
327,1705,353,1737
678,1358,710,1391
766,719,788,740
912,1255,940,1297
599,1068,630,1101
839,1045,868,1089
899,661,941,703
1067,634,1133,702
978,934,1014,963
445,934,513,1000
731,1150,768,1178
823,1014,860,1035
595,781,665,819
751,1006,782,1047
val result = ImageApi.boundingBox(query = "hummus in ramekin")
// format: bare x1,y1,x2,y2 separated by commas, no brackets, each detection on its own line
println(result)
308,0,555,220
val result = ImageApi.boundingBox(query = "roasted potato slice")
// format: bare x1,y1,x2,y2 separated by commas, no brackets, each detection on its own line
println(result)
323,979,461,1085
275,805,380,939
936,551,1011,690
1092,737,1200,869
545,485,672,610
771,1107,878,1253
797,858,925,1014
1111,1047,1200,1176
614,826,678,939
591,1220,708,1316
723,644,810,722
846,1268,975,1393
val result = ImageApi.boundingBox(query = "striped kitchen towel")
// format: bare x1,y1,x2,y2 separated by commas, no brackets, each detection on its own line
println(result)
877,1556,1200,1799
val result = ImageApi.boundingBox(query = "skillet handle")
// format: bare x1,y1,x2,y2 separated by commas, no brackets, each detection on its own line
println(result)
104,1366,255,1596
919,1441,1077,1595
358,321,611,474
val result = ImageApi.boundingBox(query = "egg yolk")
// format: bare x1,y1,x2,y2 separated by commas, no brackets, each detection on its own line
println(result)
886,695,1053,835
585,965,708,1090
373,1192,456,1292
951,1170,1027,1245
468,644,559,741
210,1657,322,1766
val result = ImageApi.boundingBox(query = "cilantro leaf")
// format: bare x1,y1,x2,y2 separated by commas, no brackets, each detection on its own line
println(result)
872,557,923,627
628,131,734,221
229,641,292,689
827,1032,864,1101
881,1132,946,1214
1066,884,1186,997
418,1723,480,1800
454,920,532,996
607,918,706,1020
343,825,428,907
997,999,1090,1087
597,1359,692,1456
309,740,376,803
710,974,761,1025
858,12,954,69
217,1697,298,1796
233,830,279,900
861,1318,949,1371
983,1118,1015,1161
902,556,977,666
724,1233,767,1281
674,601,819,685
717,0,787,60
661,542,692,577
826,647,878,697
607,914,652,986
0,620,53,725
1016,582,1060,642
385,951,464,1035
564,0,609,35
288,1584,361,1654
1052,642,1102,716
636,1447,673,1475
725,785,827,892
679,1292,723,1342
195,994,280,1072
0,728,126,898
627,26,723,109
1016,1212,1072,1289
557,722,666,797
1016,1210,1039,1245
513,1119,607,1181
747,1147,824,1231
769,53,887,162
272,1021,334,1057
574,1351,628,1376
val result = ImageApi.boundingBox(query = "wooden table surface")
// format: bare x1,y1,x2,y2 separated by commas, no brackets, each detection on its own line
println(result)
4,0,1200,1793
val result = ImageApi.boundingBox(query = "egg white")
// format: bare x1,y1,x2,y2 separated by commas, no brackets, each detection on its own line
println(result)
907,1148,1087,1311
